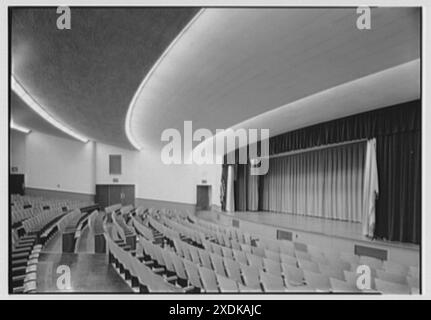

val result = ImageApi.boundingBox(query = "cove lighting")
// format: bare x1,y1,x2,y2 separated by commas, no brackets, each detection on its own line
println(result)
125,9,205,151
11,76,89,143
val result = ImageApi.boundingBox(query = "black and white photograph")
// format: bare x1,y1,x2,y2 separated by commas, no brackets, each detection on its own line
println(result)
4,1,428,301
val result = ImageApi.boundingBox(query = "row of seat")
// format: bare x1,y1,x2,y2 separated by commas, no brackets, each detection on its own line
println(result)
56,208,83,233
11,233,42,294
11,195,90,224
21,208,66,234
105,218,188,293
11,197,97,294
119,206,421,294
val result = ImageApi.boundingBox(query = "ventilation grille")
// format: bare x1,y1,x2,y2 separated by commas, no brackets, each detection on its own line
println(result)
354,244,388,260
109,154,122,175
232,219,240,228
276,230,293,241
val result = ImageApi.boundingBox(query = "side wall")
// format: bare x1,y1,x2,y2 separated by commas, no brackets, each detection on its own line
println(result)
10,130,223,209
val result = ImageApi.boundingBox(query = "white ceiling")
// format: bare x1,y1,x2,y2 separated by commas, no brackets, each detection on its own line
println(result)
129,7,420,152
193,59,420,157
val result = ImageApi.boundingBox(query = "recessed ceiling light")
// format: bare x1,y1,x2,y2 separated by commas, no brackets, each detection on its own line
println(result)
11,76,89,143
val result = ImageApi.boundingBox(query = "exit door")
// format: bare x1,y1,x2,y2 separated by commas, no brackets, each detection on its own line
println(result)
196,185,211,211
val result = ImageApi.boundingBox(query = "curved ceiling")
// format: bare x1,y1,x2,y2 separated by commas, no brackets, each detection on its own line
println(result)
193,59,420,157
11,8,420,152
11,7,199,148
129,7,420,152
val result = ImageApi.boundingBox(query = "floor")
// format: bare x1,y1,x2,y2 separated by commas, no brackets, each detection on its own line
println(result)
36,252,132,293
37,225,132,293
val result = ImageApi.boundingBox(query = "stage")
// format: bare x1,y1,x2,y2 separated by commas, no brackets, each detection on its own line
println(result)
196,210,420,266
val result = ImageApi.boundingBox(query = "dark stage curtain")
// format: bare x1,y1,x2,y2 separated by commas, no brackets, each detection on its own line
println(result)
235,164,248,212
228,100,420,244
220,164,228,211
234,163,260,212
374,130,421,244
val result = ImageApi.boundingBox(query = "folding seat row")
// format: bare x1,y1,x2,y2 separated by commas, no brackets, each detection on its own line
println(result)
132,216,162,243
107,234,184,293
11,234,42,294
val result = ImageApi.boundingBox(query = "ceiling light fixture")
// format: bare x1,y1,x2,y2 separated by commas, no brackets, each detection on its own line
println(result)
11,76,89,143
10,119,31,134
125,9,205,151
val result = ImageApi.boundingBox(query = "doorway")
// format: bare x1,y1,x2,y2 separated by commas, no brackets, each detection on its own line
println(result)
196,185,211,211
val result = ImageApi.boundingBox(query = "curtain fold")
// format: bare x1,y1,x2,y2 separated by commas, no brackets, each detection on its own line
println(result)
235,164,248,211
247,164,259,211
374,131,421,244
225,165,235,213
220,164,228,211
362,138,379,238
261,142,365,222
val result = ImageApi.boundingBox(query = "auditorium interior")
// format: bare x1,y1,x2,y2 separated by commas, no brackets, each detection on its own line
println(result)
9,7,421,294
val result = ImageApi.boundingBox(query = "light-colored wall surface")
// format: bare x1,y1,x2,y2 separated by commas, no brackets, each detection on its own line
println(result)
13,130,223,206
25,131,96,195
95,142,200,205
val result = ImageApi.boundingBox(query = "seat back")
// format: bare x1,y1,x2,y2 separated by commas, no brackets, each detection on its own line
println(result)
297,258,319,273
199,266,219,293
376,269,407,285
383,261,408,276
170,252,187,279
246,253,264,269
222,246,234,259
282,265,304,286
189,246,201,265
252,246,265,258
216,274,239,293
161,248,176,273
223,257,242,283
319,263,345,281
263,258,282,277
406,275,419,289
210,253,227,277
280,253,297,267
260,270,285,292
295,251,312,261
303,270,331,291
183,259,202,288
198,249,213,269
233,249,248,265
265,250,281,262
240,264,261,289
375,278,410,294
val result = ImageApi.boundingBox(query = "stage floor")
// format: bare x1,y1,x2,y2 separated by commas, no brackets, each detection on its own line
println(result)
196,210,419,251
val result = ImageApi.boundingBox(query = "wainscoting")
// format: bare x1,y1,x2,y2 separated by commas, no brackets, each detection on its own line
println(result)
135,198,196,214
25,187,95,203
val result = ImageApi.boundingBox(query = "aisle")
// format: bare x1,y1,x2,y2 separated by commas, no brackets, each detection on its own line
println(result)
36,252,133,293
